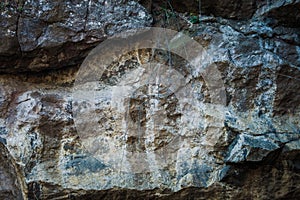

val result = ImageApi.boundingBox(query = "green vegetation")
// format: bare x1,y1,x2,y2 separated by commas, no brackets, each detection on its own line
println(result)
0,1,8,11
17,5,22,12
161,6,176,20
0,0,24,12
189,14,199,24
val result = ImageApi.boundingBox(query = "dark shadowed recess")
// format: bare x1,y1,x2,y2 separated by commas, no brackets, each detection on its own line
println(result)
0,143,23,200
152,0,300,27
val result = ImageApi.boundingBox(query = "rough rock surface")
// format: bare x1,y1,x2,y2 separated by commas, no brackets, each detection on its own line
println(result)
0,0,300,199
0,0,152,72
0,143,25,200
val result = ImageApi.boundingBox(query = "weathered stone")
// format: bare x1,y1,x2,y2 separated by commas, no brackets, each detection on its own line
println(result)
255,0,300,28
226,133,280,163
0,0,152,72
0,0,300,199
274,65,300,116
155,0,257,19
0,143,24,200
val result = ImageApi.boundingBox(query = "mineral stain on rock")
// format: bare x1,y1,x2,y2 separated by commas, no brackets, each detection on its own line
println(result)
0,0,300,199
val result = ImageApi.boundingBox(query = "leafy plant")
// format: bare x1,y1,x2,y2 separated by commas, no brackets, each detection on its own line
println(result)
0,1,8,11
160,6,176,19
189,14,199,24
17,5,22,12
0,0,24,12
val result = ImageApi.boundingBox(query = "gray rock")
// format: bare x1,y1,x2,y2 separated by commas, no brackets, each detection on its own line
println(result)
254,0,300,28
0,0,299,199
158,0,257,19
0,0,152,72
0,143,24,200
0,2,19,56
226,133,280,163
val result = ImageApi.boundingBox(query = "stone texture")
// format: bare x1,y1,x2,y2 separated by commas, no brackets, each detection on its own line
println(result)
0,0,152,72
0,143,24,200
254,0,300,28
155,0,300,27
0,0,299,199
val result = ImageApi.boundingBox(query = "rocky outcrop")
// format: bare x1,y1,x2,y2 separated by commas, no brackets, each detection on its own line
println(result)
0,0,299,199
0,143,25,200
156,0,300,27
0,0,152,72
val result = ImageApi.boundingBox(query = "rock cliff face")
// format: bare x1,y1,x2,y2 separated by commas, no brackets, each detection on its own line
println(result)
0,0,300,199
0,0,152,72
